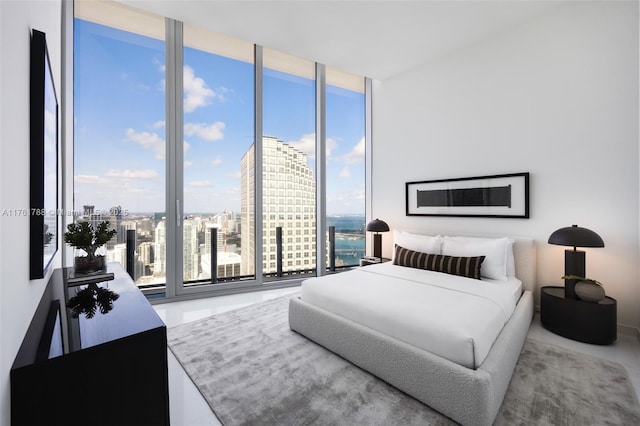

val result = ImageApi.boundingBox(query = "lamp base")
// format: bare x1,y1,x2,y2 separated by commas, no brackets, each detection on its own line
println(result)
373,234,382,259
564,250,585,299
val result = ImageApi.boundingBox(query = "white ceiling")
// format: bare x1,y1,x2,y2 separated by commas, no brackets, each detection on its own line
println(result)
119,0,564,80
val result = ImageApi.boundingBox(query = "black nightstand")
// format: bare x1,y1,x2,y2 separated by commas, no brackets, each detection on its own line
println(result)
359,257,391,267
540,286,617,345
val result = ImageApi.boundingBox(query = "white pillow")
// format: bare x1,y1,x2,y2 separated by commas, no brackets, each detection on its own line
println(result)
392,230,442,260
442,236,514,281
506,240,516,277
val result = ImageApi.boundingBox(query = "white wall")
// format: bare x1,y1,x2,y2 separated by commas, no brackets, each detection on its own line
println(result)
372,1,640,328
0,1,62,424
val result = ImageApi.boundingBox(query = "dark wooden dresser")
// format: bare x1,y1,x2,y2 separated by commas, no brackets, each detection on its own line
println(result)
11,263,169,425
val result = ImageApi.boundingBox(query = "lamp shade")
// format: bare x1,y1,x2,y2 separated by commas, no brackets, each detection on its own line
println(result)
366,218,389,233
548,224,604,249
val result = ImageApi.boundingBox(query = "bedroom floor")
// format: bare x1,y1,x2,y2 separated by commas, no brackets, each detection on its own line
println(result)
153,287,640,426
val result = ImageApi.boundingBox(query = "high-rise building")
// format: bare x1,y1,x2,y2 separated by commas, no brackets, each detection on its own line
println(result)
105,206,123,249
241,136,316,276
183,218,200,281
203,223,225,257
117,220,137,244
154,220,166,276
240,141,255,276
138,241,154,266
201,252,241,280
107,243,127,268
201,222,240,279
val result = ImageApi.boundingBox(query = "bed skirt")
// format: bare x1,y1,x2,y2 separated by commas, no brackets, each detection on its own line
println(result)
288,290,534,426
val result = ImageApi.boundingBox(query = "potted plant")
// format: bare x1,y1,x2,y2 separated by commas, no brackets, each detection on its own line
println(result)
562,275,605,302
64,221,116,274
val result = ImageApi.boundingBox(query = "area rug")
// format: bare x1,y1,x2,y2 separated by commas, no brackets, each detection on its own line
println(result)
167,294,640,425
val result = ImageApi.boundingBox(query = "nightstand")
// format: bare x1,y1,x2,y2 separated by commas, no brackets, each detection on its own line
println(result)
359,257,391,267
540,286,617,345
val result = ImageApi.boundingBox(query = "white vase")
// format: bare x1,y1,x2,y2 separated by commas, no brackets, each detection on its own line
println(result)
575,280,605,303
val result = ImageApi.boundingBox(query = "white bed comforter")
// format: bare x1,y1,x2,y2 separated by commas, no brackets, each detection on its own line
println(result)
300,262,520,369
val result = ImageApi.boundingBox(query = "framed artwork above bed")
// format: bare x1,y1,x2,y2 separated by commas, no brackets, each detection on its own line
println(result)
406,172,529,218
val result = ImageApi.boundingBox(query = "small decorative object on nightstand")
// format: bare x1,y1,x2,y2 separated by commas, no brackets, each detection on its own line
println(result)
563,275,606,303
366,218,389,260
540,286,616,344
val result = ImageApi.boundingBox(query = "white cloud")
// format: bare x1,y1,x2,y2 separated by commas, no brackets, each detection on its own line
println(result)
184,122,225,141
105,169,159,179
212,155,223,166
326,138,338,157
189,180,214,188
288,134,315,158
339,166,351,178
184,65,215,113
152,120,165,129
228,171,241,180
339,137,365,164
75,175,107,185
184,161,193,168
287,133,337,160
125,128,165,160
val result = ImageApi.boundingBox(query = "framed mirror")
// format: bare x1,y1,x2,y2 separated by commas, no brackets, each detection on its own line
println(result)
30,29,58,279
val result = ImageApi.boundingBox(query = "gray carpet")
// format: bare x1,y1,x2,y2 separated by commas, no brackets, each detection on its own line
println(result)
167,294,640,425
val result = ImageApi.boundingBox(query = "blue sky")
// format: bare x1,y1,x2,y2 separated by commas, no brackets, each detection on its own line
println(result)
74,19,365,215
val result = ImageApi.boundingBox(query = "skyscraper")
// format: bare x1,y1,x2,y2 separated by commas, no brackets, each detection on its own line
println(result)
241,136,316,276
154,220,166,277
183,218,199,281
117,220,137,245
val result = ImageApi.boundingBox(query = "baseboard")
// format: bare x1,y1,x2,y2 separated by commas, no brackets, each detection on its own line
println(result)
616,323,640,337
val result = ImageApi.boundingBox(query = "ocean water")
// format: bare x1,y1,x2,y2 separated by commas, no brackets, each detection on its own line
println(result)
327,215,365,266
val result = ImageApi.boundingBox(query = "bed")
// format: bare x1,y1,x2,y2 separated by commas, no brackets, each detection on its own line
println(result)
289,233,536,426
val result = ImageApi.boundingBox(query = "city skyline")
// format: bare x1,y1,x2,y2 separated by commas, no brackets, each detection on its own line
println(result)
94,208,365,285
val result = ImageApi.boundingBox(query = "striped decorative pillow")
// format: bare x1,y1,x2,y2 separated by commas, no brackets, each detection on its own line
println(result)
393,244,485,280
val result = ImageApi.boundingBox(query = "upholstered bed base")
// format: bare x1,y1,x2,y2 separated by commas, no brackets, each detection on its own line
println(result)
289,290,534,426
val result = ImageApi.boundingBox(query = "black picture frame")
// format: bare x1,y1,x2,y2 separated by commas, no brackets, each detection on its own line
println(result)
406,172,530,218
30,29,59,279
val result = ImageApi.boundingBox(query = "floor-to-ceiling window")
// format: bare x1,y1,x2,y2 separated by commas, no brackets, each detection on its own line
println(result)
262,49,316,280
74,0,367,299
325,68,366,270
181,24,255,287
74,1,166,289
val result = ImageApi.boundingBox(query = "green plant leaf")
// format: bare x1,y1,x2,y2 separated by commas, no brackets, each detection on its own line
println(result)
561,275,603,286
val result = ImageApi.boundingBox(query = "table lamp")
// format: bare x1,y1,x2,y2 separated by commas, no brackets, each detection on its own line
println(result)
548,224,604,299
366,218,389,259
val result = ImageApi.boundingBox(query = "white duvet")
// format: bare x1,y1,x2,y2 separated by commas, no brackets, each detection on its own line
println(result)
300,262,522,369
